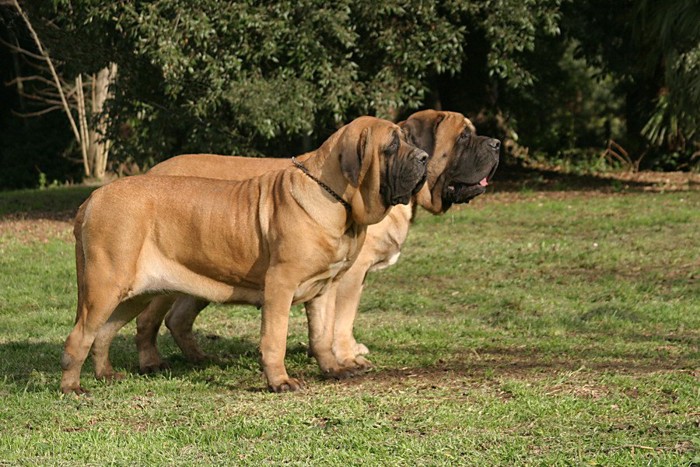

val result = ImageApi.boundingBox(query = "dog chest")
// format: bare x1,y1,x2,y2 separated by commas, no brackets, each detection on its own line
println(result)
369,250,401,272
292,254,353,303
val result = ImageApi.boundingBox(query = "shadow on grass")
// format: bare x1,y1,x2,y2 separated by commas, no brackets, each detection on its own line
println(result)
359,338,697,388
0,334,309,393
1,329,695,394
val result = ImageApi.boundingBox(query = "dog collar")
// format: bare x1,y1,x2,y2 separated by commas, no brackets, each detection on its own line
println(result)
291,157,352,211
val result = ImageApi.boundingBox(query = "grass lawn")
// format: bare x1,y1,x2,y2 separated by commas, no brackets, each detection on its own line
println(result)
0,176,698,465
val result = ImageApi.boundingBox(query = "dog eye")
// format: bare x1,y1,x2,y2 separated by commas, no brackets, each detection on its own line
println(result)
458,131,471,142
384,135,399,155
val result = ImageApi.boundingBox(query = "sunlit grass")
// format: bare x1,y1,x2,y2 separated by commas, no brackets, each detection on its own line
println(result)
0,186,698,465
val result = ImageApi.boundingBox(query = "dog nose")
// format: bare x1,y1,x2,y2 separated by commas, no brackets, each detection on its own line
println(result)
489,139,501,151
414,150,429,165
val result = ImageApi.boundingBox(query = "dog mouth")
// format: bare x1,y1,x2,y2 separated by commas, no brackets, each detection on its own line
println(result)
443,159,498,205
411,170,428,196
386,159,428,206
390,170,426,205
444,179,487,204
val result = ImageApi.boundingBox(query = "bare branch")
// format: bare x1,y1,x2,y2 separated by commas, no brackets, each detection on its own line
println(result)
4,75,57,87
10,0,82,144
11,106,63,118
0,37,47,62
34,87,63,97
20,93,65,106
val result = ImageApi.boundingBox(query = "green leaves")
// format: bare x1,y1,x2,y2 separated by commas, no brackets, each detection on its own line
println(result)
27,0,575,164
11,0,700,179
37,1,483,156
475,0,565,88
634,0,700,152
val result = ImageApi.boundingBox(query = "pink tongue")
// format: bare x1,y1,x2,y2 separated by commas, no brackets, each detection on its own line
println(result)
479,177,489,187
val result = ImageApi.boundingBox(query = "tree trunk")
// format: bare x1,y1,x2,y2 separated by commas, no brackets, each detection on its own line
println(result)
85,63,117,180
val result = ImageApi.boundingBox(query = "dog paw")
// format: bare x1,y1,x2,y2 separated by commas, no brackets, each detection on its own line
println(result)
96,371,125,383
182,348,208,363
322,365,359,380
354,343,370,356
353,355,373,371
139,361,171,375
60,384,90,396
335,357,372,375
186,353,208,364
268,377,305,393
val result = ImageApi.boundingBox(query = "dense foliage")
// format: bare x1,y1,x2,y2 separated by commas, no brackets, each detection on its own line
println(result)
0,0,698,188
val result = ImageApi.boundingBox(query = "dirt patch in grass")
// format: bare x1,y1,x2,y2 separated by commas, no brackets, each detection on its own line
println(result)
0,186,89,243
608,170,700,191
445,168,700,208
0,215,73,244
340,345,697,393
493,165,700,194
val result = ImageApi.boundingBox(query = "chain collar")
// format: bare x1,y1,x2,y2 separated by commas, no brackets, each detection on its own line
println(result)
291,157,352,211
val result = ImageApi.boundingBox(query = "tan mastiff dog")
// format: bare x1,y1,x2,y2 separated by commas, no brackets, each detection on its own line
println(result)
132,110,500,374
61,116,428,394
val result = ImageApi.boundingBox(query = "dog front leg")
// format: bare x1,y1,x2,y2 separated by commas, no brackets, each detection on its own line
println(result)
332,260,373,371
305,282,355,379
260,272,304,393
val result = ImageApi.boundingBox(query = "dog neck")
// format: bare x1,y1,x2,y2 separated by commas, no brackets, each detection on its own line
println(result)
298,144,357,214
292,157,351,211
414,176,447,214
299,128,391,227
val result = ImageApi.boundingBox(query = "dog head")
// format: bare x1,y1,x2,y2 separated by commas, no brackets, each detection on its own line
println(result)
332,116,428,225
400,110,499,213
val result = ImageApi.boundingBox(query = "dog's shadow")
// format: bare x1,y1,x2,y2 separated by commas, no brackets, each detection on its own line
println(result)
0,333,314,394
2,324,694,394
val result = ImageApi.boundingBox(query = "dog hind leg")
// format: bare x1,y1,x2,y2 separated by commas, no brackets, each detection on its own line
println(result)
92,297,151,381
60,286,121,395
164,296,210,363
136,295,177,373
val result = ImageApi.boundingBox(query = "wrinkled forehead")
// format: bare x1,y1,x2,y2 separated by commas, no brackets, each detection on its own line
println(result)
370,123,401,149
347,119,402,156
376,120,400,137
440,111,476,134
352,117,398,136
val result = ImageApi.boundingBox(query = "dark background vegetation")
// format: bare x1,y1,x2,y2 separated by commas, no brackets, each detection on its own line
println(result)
1,0,698,190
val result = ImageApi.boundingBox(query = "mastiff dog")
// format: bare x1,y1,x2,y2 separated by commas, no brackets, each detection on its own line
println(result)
61,116,428,394
130,110,500,375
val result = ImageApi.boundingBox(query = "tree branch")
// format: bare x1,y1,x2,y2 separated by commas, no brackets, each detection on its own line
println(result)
11,106,63,118
19,92,64,107
10,0,82,144
0,36,47,62
4,75,57,87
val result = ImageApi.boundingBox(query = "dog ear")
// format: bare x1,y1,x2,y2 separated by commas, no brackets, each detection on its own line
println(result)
399,113,443,157
341,126,368,187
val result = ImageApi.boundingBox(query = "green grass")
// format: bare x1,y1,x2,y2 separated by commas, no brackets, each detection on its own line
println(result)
0,185,698,465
